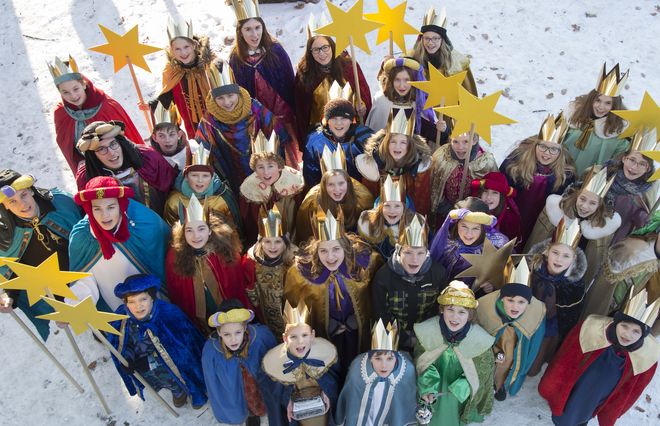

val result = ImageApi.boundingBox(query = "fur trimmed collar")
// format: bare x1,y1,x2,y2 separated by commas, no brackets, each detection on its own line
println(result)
166,36,214,70
240,166,304,203
529,238,588,282
545,194,621,240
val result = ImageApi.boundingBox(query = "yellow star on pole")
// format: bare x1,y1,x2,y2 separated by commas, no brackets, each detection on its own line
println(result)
612,92,660,139
37,296,127,336
0,253,89,306
641,150,660,181
435,86,517,144
410,65,467,109
315,0,384,57
456,238,517,290
89,24,161,73
364,0,419,53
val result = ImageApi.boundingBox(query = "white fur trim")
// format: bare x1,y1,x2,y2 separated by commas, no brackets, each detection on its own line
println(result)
544,194,564,226
580,212,621,240
356,154,381,182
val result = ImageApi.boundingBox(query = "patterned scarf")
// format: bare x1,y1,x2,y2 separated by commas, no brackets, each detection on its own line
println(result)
605,168,652,207
64,104,103,148
205,87,252,125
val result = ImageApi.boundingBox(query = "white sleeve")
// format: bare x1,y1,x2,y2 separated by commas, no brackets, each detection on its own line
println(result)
65,275,100,305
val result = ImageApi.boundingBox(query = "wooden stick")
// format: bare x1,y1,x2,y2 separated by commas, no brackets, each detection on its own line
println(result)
434,97,446,151
126,55,153,133
89,327,180,418
45,289,111,415
457,123,477,201
388,31,393,56
8,310,84,393
348,36,363,125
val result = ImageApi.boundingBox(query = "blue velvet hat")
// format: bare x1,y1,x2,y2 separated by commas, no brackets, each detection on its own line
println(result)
114,274,161,299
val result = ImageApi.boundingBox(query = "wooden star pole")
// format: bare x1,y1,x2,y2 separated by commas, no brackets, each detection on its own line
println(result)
126,55,152,133
348,36,364,125
458,122,477,201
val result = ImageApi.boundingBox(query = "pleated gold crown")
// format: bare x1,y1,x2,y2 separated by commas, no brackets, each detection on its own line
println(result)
232,0,260,22
553,217,582,249
313,207,344,241
187,143,211,167
398,215,427,248
48,55,81,85
252,130,279,155
371,319,399,351
209,61,236,90
630,128,658,153
381,175,404,203
582,167,614,199
505,256,531,286
328,80,353,102
179,194,206,224
595,63,629,97
154,101,182,126
167,17,193,42
320,145,347,173
258,205,283,238
623,289,660,327
283,299,311,327
538,113,569,144
388,108,415,137
422,7,447,29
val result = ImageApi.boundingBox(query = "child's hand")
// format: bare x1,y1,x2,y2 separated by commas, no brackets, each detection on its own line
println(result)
137,101,150,112
436,119,447,132
322,392,330,413
479,281,494,293
421,393,436,404
287,399,294,422
56,321,69,329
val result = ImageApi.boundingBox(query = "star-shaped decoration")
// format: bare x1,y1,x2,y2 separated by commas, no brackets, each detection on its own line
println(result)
435,86,517,144
89,24,161,73
612,92,660,139
37,296,128,336
0,253,89,306
641,150,660,181
364,0,419,53
316,0,384,57
410,65,467,109
456,238,517,290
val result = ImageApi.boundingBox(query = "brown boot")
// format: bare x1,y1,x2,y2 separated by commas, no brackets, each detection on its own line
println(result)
172,392,187,408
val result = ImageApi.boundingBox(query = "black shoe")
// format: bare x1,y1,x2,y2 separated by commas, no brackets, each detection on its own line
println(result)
172,392,187,408
494,386,507,401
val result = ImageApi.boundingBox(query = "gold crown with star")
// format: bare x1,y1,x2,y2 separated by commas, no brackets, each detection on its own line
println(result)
283,299,311,328
313,207,344,241
47,55,82,85
231,0,260,22
380,175,404,203
630,128,658,153
328,80,353,102
582,167,615,199
371,319,399,351
258,205,283,239
398,215,428,248
622,289,660,327
595,63,629,97
388,109,415,137
538,113,569,144
320,145,347,174
166,17,194,42
422,7,447,29
153,101,182,126
252,130,280,155
553,217,582,248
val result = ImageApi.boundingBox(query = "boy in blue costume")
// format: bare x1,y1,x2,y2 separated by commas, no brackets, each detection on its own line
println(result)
107,274,207,409
202,299,283,425
335,319,417,426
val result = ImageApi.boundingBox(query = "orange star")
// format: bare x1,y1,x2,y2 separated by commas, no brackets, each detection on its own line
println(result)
364,0,419,53
410,64,467,109
89,24,161,73
315,0,383,57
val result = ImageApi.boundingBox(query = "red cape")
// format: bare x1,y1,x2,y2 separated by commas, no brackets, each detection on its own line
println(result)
54,77,143,174
538,321,657,426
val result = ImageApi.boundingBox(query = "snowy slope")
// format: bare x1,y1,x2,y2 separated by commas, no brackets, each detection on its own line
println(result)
1,0,658,424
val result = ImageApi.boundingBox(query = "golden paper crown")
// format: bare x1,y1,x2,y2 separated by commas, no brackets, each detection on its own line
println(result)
328,80,353,102
208,308,254,327
167,17,194,42
422,7,447,29
380,175,404,203
388,108,415,137
209,61,236,90
320,145,347,173
595,63,629,97
252,130,280,155
437,280,478,309
622,289,660,327
398,215,428,248
371,319,399,351
313,207,344,241
630,128,658,153
258,205,283,238
307,13,330,39
538,113,569,144
553,217,582,248
582,167,614,199
181,194,206,224
48,55,81,85
283,299,311,327
153,101,182,126
187,143,211,167
505,257,531,286
231,0,260,22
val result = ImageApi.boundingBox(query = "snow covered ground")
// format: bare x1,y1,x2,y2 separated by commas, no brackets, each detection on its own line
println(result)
0,0,658,424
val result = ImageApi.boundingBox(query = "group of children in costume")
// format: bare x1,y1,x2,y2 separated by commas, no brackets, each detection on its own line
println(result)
1,1,659,425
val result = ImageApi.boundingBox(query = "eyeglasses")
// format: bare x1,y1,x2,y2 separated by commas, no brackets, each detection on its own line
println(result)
93,140,121,156
311,45,331,55
536,144,561,155
422,36,443,43
624,156,649,169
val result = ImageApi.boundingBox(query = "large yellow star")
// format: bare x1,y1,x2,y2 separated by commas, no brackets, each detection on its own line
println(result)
641,150,660,181
364,0,419,53
435,86,517,144
410,65,467,109
37,296,127,336
456,238,517,290
315,0,384,57
89,24,161,73
0,253,89,306
612,92,660,139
